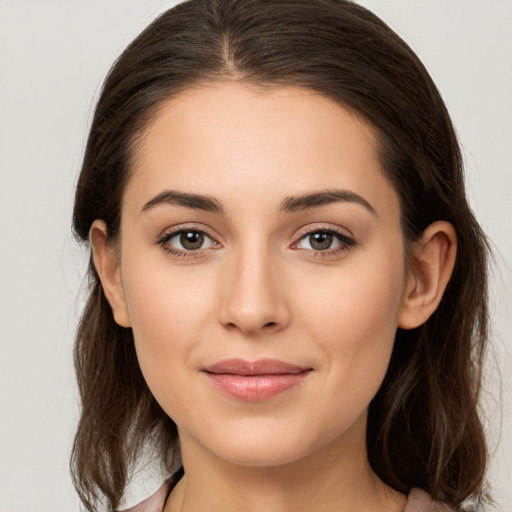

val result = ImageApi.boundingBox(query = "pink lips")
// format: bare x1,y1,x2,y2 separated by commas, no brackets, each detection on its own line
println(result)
201,358,312,401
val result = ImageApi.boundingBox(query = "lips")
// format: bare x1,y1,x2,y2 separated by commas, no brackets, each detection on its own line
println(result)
201,358,312,401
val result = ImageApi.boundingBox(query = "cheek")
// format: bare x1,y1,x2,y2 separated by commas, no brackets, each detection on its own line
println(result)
125,274,208,342
295,244,406,406
120,256,216,404
299,247,405,340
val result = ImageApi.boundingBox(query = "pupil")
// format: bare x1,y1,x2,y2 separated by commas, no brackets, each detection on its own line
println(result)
180,231,204,250
310,232,333,250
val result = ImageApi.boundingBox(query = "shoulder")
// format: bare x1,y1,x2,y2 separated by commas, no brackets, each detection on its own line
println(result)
120,467,183,512
120,479,171,512
404,488,454,512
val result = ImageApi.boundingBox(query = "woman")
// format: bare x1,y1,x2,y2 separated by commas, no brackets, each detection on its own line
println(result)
71,0,490,510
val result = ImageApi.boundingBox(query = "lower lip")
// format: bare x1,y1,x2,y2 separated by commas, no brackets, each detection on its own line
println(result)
204,371,312,401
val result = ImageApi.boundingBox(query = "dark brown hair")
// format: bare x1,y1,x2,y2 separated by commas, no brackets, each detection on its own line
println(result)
71,0,490,510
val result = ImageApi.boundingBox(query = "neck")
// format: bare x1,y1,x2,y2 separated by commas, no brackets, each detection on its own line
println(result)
166,421,406,512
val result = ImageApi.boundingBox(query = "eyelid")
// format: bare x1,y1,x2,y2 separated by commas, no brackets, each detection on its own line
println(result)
155,223,222,258
291,223,355,245
156,223,216,241
296,223,354,239
290,224,357,257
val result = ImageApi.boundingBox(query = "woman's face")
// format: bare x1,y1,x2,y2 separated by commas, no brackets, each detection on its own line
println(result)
114,82,411,466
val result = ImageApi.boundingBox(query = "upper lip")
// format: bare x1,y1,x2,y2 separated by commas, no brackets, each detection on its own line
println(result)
202,358,311,376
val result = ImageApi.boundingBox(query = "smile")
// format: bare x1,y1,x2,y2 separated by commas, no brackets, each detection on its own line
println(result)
201,358,313,401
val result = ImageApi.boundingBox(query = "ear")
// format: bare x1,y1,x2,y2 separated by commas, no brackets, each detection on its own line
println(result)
90,220,131,328
398,221,457,329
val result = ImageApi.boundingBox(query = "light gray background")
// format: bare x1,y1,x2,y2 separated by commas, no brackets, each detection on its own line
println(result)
1,1,510,510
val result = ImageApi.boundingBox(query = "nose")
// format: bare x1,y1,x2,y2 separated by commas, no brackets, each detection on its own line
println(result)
218,242,290,336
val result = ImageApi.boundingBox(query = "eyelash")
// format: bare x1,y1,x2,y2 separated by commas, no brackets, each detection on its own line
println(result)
156,224,219,260
155,225,357,260
292,226,357,259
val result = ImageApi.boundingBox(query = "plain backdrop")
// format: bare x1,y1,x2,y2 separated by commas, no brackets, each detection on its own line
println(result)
0,1,511,510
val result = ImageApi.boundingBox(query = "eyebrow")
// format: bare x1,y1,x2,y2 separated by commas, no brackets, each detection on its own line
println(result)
141,190,224,213
280,189,377,216
141,188,376,216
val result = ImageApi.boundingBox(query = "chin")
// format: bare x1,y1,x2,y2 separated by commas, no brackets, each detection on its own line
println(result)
218,445,310,468
196,418,332,468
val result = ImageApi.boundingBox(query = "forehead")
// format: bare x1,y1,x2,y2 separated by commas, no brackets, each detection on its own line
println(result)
124,82,399,220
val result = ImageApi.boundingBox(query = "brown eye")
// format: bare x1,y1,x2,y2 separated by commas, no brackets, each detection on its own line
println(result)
294,229,356,253
161,229,217,252
180,231,205,250
309,232,333,250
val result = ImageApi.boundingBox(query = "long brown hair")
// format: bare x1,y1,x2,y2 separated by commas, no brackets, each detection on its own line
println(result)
71,1,490,510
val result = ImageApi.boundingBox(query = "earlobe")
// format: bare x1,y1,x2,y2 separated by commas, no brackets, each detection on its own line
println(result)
398,221,457,330
90,220,131,328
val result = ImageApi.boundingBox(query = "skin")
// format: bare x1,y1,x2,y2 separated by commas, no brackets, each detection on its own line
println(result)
91,82,456,512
